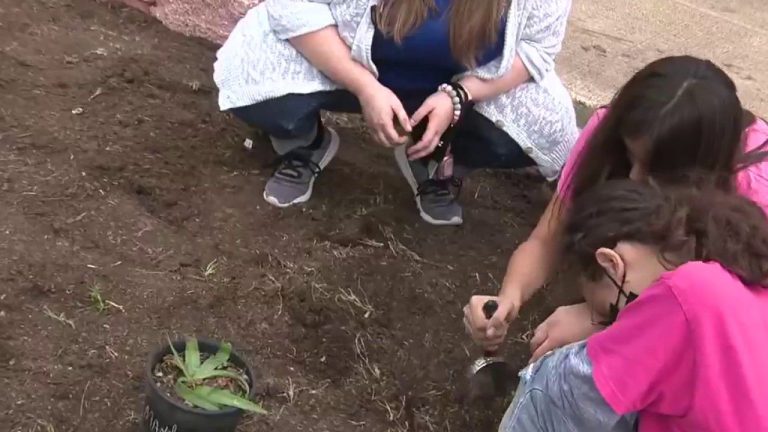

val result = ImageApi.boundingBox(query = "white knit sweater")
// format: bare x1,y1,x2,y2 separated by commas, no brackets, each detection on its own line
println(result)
214,0,578,179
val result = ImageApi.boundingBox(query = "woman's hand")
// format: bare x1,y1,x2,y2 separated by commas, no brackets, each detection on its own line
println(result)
407,91,455,160
463,295,519,352
289,28,407,146
528,302,602,363
357,83,411,147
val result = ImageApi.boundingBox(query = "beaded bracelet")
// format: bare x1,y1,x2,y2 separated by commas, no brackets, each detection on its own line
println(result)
438,83,463,125
451,82,471,104
438,82,473,125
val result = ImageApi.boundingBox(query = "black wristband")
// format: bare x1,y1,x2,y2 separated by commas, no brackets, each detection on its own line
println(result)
450,82,472,104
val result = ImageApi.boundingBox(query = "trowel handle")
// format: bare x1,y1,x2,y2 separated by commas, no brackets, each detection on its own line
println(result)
482,300,499,357
482,300,499,320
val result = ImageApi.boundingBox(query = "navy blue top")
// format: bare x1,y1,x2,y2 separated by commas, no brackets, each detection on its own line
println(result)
371,0,506,91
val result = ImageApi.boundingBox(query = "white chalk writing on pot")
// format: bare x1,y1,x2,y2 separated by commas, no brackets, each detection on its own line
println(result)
144,405,179,432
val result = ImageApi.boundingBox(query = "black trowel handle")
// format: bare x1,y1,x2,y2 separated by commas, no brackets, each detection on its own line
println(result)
482,300,499,357
483,300,499,320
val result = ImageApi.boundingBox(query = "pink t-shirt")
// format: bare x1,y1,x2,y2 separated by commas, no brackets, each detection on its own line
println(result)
557,108,768,213
587,261,768,432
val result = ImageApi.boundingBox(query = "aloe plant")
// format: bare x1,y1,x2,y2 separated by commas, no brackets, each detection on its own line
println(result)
166,337,267,414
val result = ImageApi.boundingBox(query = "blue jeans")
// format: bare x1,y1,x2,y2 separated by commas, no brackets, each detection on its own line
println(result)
230,90,535,171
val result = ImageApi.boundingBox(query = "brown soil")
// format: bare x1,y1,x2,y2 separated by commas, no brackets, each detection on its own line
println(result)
1,1,573,431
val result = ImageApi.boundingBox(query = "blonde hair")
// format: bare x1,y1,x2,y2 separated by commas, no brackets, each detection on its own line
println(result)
375,0,508,68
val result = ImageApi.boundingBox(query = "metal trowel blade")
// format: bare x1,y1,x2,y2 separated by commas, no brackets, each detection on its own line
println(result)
467,359,514,401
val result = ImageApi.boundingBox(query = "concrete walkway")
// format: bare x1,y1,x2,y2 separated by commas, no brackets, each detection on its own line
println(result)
559,0,768,116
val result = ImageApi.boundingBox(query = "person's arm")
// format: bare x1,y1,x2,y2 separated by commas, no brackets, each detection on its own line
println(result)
409,0,571,157
459,0,571,102
501,194,564,311
464,195,564,350
266,0,378,99
516,0,571,83
267,0,410,144
498,107,608,312
288,27,380,98
459,55,531,103
528,302,604,363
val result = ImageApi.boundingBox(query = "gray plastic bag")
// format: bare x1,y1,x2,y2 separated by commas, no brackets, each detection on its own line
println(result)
498,341,637,432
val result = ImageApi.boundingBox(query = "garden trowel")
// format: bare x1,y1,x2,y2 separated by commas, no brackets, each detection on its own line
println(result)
467,300,514,400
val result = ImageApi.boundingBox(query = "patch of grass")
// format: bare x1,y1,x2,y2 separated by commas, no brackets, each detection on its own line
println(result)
89,285,107,313
88,284,125,313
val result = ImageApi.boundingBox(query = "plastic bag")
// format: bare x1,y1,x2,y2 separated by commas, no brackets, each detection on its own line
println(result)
498,341,637,432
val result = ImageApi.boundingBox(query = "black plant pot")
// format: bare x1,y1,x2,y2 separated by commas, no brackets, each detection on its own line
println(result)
143,338,257,432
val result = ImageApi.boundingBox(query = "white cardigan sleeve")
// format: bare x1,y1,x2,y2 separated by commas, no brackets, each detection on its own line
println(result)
266,0,336,40
516,0,571,82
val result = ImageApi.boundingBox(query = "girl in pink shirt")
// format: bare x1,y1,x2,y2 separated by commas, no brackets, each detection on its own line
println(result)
500,180,768,432
464,55,768,361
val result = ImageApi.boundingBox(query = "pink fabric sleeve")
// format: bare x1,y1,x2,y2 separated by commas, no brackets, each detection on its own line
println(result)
586,280,694,416
556,108,608,198
735,118,768,216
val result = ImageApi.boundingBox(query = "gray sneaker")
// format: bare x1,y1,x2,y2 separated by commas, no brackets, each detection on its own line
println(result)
394,145,463,226
263,127,339,208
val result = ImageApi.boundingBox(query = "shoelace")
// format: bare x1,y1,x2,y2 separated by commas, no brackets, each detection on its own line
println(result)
416,177,464,197
271,151,321,180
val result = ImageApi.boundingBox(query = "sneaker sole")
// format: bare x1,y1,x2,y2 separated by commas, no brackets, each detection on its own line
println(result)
263,127,340,208
393,145,463,226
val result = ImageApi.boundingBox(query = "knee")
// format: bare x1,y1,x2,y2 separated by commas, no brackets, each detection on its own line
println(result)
484,140,526,165
455,139,534,170
230,104,315,139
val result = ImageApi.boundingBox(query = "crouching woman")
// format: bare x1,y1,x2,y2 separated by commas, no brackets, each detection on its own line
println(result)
213,0,577,225
500,180,768,432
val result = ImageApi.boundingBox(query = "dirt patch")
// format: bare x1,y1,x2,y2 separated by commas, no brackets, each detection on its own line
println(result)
0,1,572,431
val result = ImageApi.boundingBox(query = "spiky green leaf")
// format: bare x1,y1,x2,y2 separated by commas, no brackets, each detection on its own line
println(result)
184,338,201,373
195,342,232,378
167,336,189,378
197,386,267,414
174,383,220,411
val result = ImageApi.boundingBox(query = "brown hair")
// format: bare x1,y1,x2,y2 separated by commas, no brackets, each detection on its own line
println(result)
375,0,508,68
565,56,765,200
563,180,768,286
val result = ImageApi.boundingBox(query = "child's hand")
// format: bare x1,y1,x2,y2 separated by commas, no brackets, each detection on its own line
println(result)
463,295,518,352
529,302,601,363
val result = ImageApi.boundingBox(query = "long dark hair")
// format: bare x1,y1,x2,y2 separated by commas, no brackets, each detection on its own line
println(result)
566,56,765,200
563,180,768,286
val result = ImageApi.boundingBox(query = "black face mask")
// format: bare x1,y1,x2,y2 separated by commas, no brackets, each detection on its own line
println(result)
596,271,638,327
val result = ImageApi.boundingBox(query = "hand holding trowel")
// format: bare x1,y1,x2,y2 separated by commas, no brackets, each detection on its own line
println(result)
467,300,514,400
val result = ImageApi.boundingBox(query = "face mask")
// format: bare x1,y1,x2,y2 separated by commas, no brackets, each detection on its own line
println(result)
595,270,638,327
